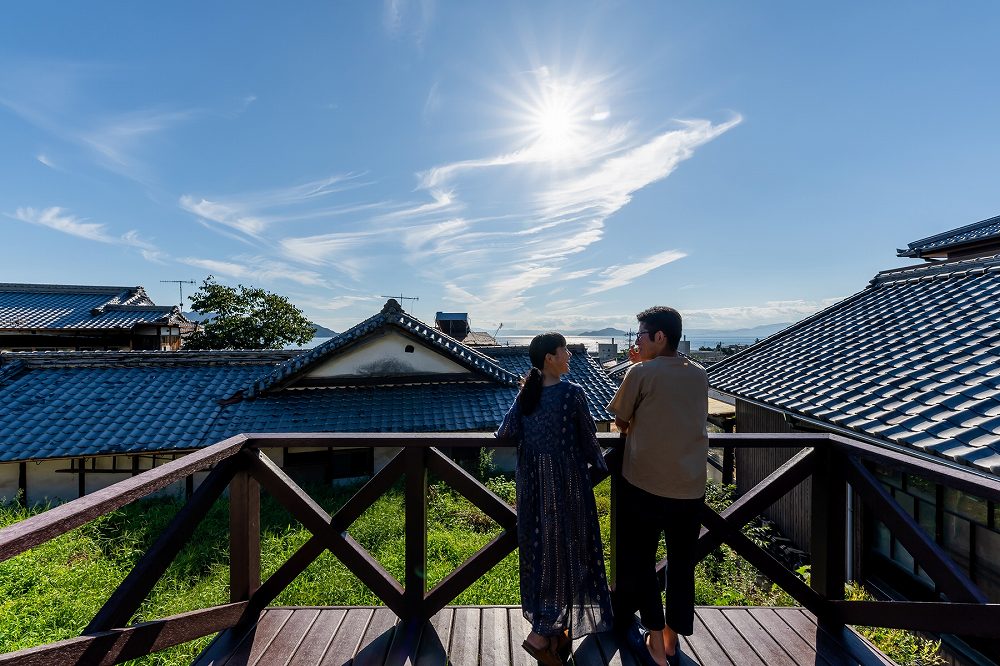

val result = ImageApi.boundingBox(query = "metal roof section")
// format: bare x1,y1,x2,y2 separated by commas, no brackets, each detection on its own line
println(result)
898,214,1000,259
243,299,521,398
0,283,189,330
708,253,1000,476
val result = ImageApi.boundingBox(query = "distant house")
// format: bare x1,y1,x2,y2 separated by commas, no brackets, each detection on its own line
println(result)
0,299,616,504
708,214,1000,613
0,283,193,351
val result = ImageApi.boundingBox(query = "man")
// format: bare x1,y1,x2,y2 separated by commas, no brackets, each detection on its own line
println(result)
607,306,709,666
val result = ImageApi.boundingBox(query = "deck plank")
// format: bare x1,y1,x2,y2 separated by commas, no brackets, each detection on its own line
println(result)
194,605,896,666
253,607,320,666
221,608,293,666
448,607,481,666
287,609,347,666
320,608,373,666
777,608,860,666
697,608,765,666
415,608,453,665
720,608,799,665
746,608,820,666
507,607,534,666
480,607,511,666
353,607,397,666
684,613,735,665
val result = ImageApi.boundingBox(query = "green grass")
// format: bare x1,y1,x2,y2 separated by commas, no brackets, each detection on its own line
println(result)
0,476,943,665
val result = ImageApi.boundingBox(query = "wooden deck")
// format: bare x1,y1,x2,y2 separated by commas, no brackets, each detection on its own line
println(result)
194,605,896,665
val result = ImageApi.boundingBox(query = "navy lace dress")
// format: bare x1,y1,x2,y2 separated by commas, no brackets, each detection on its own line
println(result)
495,381,614,638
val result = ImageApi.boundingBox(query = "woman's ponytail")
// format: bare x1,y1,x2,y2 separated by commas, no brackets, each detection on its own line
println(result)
518,366,544,416
516,331,566,416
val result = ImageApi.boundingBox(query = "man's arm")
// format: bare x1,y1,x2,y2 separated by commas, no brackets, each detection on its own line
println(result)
614,416,630,434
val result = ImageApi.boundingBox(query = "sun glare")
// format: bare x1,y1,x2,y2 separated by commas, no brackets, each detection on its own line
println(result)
530,83,587,160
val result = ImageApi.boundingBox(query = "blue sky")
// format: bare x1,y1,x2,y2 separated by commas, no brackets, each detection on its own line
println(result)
2,2,998,333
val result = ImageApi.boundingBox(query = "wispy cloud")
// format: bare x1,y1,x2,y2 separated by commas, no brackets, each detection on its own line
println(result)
8,206,167,264
586,249,687,294
383,0,436,45
36,154,56,169
180,174,369,239
178,255,331,287
683,299,843,329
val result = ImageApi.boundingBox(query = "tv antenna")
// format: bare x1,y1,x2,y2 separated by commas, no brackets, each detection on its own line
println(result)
492,322,503,338
380,293,419,312
161,280,196,308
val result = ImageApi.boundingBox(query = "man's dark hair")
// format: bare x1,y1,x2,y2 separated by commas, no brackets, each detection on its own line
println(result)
637,306,682,351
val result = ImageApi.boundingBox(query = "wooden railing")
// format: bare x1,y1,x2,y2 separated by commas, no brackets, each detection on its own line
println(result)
1,431,999,664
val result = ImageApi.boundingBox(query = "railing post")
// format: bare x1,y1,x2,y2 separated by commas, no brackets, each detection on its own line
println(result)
811,443,846,608
230,464,260,602
404,446,428,621
722,446,735,486
608,435,626,591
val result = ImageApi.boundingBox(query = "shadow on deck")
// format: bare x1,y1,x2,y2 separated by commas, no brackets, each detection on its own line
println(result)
194,605,894,666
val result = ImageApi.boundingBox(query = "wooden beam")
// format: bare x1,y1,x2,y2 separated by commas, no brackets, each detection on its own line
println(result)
84,458,239,633
0,435,248,564
229,467,261,603
17,463,26,508
844,456,987,603
242,449,405,615
811,446,846,602
828,600,1000,638
426,448,516,530
404,447,428,620
0,602,247,666
696,447,817,560
423,530,518,617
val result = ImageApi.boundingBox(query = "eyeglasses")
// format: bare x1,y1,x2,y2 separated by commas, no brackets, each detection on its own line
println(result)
636,330,654,340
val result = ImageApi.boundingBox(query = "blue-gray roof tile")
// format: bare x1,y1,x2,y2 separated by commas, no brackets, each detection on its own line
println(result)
898,214,1000,258
709,252,1000,477
0,283,188,331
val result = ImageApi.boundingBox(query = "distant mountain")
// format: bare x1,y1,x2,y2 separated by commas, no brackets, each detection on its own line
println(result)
577,327,628,336
184,312,336,338
685,323,793,339
310,323,337,337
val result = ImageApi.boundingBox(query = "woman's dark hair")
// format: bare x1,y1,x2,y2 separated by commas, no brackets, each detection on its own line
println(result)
517,332,567,416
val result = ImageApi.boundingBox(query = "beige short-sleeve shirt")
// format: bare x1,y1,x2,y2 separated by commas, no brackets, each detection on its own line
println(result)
606,356,709,499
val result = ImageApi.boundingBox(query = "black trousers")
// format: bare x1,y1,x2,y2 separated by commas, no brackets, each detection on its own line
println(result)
612,477,703,636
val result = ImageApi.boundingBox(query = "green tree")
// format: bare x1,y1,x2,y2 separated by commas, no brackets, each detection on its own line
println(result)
182,276,315,350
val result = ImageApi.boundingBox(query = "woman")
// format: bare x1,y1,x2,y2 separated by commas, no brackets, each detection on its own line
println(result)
496,332,613,665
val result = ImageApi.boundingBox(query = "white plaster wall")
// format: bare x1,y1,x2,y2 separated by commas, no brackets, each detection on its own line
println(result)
307,331,468,378
0,463,18,501
26,459,79,506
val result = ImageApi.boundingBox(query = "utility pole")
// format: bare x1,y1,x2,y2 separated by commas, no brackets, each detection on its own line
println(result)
161,280,196,309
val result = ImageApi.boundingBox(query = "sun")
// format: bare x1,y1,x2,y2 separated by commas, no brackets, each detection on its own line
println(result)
529,81,587,160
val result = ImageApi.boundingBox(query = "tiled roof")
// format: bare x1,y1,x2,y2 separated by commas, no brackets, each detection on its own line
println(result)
708,253,1000,476
244,300,520,397
481,344,616,421
898,214,1000,258
0,351,293,462
0,341,617,461
210,384,520,438
0,283,188,330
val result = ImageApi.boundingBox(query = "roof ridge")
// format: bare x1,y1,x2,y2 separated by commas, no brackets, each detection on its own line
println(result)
901,213,1000,251
0,283,142,294
1,350,300,368
242,302,521,398
873,252,1000,285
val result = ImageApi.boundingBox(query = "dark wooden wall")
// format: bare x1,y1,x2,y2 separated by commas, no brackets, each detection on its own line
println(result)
735,400,813,551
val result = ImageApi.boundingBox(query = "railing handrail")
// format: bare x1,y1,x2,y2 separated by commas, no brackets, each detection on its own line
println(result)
3,430,1000,664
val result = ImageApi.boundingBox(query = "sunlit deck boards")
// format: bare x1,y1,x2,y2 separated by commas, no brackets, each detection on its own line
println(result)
194,605,896,665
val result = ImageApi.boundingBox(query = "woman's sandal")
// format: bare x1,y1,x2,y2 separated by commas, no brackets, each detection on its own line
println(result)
521,639,564,666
